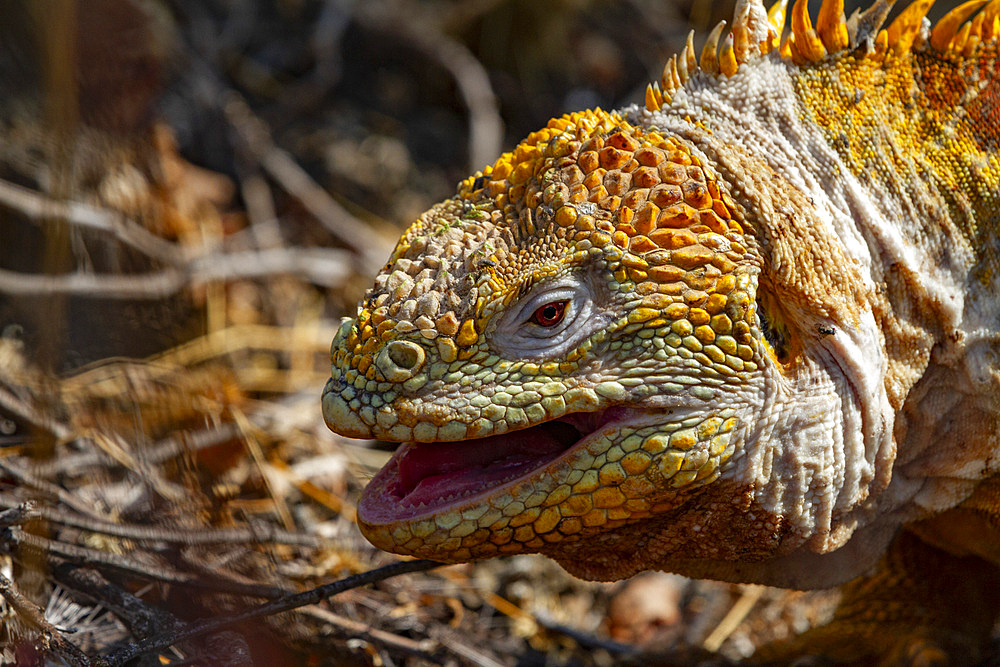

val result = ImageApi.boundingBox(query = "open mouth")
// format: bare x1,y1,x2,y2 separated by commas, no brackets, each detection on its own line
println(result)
358,407,640,524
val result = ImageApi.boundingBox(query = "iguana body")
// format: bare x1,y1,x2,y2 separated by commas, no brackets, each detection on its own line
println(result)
324,0,1000,660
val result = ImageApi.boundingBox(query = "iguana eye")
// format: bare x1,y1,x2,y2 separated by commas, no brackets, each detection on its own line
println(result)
530,301,567,327
493,274,611,359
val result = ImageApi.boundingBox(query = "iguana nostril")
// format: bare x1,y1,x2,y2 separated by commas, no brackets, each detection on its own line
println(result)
376,341,425,381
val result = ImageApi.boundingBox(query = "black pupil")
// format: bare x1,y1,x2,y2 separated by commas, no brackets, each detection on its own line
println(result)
542,305,558,320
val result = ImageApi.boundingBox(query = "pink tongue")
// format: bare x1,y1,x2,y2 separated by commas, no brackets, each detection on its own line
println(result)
396,421,580,506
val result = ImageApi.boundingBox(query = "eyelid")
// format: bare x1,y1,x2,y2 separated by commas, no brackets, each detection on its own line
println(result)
491,273,610,360
515,286,578,325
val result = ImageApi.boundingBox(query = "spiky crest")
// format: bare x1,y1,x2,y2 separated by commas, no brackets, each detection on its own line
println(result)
643,0,1000,113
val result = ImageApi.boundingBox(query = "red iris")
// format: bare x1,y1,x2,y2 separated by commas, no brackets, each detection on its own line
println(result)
530,301,567,326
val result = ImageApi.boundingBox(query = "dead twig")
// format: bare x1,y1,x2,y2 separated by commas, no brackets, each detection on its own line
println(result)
533,609,637,657
299,605,441,661
0,380,76,443
54,565,255,667
99,558,446,666
52,564,182,641
354,7,503,172
0,571,94,666
33,420,243,477
0,246,352,298
0,494,320,548
702,585,764,652
221,91,391,273
0,501,41,528
0,458,109,520
3,527,293,599
0,177,183,266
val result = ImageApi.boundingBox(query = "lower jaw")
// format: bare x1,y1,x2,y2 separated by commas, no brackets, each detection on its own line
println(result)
356,406,663,526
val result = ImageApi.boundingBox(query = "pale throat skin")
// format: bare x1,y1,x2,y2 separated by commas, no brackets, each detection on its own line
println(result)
323,0,1000,589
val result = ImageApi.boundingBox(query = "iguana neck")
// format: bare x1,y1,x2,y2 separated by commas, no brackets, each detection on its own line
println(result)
642,38,1000,532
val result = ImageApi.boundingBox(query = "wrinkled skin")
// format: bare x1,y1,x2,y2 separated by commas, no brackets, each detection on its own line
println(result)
324,0,1000,595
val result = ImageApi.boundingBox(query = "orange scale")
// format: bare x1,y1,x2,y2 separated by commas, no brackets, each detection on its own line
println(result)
699,210,730,234
649,227,697,249
657,203,699,228
648,265,686,282
712,199,733,220
569,184,589,203
608,131,640,152
604,170,632,195
627,268,649,282
658,281,686,296
672,245,715,270
659,161,688,184
683,181,713,208
686,166,706,182
615,222,638,236
634,166,661,188
588,185,609,203
599,146,631,170
600,195,622,211
684,273,717,292
357,355,372,375
649,183,683,207
583,170,603,190
634,281,659,295
635,147,665,167
634,203,660,235
668,150,693,166
561,164,586,183
630,235,658,254
579,151,600,173
711,256,738,273
622,188,650,210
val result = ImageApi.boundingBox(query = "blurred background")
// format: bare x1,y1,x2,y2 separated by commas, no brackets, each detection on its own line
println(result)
0,0,974,665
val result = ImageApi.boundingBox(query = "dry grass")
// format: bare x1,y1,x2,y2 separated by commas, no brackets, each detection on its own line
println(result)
10,0,974,664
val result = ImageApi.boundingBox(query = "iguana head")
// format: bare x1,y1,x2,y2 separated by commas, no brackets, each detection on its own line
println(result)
324,107,776,571
324,0,997,584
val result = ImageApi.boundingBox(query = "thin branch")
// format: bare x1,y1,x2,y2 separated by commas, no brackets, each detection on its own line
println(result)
534,609,637,656
53,564,182,640
0,494,320,548
0,177,184,266
298,605,440,660
0,571,93,666
32,420,243,477
0,501,41,528
4,527,293,599
0,380,76,443
702,585,764,652
354,6,503,171
53,565,252,667
221,91,391,273
0,246,352,298
0,458,109,520
99,559,446,667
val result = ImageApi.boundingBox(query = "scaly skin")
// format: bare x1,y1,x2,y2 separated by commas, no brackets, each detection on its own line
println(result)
325,0,1000,660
